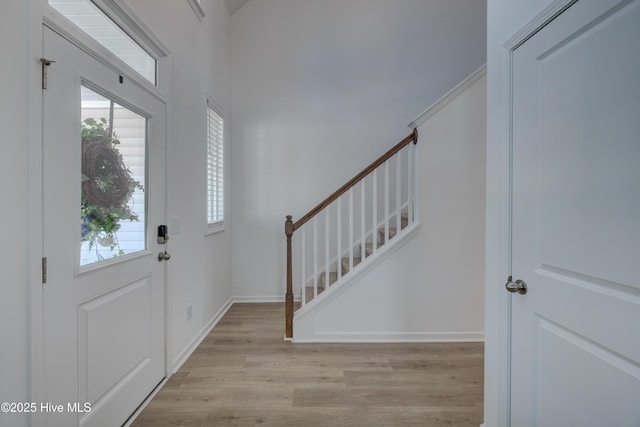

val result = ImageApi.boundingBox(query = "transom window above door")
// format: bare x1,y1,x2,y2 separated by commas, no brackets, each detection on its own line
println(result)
48,0,157,85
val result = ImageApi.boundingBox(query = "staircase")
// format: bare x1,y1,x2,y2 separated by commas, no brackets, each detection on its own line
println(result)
309,212,409,303
284,129,418,339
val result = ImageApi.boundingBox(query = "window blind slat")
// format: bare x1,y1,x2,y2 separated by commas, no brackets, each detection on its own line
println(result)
207,102,224,226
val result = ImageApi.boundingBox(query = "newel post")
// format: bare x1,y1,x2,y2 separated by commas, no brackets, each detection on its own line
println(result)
285,215,294,339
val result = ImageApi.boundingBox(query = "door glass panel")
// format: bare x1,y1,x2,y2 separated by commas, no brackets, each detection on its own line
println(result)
80,85,146,266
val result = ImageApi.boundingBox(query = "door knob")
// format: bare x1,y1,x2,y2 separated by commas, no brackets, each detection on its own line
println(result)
157,251,171,262
505,276,527,294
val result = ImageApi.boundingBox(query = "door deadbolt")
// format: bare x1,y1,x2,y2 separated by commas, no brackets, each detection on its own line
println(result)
157,225,169,244
505,277,527,294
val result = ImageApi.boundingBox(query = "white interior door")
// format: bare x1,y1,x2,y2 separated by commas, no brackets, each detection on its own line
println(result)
509,0,640,425
42,26,166,426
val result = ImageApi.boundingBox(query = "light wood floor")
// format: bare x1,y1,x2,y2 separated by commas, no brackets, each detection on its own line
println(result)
132,303,483,426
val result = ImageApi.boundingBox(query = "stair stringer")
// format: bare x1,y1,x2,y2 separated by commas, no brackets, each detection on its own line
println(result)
293,222,420,342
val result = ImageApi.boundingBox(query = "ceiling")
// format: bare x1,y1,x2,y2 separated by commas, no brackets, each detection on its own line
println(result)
224,0,251,15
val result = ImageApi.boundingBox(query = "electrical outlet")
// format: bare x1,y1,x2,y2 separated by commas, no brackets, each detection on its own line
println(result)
187,304,192,321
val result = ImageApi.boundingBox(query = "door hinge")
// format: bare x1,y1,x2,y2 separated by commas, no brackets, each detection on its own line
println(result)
40,58,55,90
42,257,47,284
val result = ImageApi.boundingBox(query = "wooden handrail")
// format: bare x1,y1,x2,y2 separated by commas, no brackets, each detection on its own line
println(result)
284,128,418,339
293,128,418,231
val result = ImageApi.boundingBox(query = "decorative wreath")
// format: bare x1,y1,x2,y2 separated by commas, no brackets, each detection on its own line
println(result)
81,139,135,209
80,118,142,251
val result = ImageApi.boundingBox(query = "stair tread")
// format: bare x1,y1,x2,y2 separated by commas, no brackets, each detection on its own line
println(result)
305,284,326,303
378,216,410,243
362,242,383,257
340,256,362,274
318,271,338,287
306,212,413,305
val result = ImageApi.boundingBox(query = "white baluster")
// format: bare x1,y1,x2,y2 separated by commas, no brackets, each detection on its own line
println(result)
325,208,329,290
301,225,306,306
396,152,401,233
337,197,342,279
409,142,414,225
349,187,354,271
384,160,389,244
372,169,378,255
361,178,366,260
313,217,318,298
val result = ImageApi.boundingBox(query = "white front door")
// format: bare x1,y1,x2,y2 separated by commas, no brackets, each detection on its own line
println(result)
42,26,166,426
509,0,640,425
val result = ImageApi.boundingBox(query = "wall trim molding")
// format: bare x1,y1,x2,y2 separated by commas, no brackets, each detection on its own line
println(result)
293,331,484,344
503,0,577,50
171,297,233,372
408,64,486,129
186,0,205,21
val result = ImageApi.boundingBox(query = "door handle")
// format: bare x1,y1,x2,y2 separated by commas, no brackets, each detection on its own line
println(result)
157,251,171,262
505,276,527,294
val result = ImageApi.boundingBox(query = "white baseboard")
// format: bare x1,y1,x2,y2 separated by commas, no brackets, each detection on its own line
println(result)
293,331,484,343
232,295,301,303
171,297,233,372
232,295,284,303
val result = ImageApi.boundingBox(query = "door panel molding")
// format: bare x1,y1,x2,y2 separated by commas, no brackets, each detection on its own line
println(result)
503,0,578,50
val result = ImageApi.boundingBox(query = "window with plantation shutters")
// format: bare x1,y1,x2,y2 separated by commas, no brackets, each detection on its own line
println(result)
207,101,224,227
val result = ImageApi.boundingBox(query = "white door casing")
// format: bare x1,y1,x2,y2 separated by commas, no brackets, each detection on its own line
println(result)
42,26,166,426
509,0,640,425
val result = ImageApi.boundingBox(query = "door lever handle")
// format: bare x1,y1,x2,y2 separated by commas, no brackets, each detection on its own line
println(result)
505,277,527,294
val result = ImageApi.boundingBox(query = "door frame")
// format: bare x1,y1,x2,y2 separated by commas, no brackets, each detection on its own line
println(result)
29,2,172,425
484,1,578,426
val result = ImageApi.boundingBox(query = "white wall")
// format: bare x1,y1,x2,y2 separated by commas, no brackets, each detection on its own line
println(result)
0,3,232,423
121,0,233,370
230,0,487,300
0,1,32,426
295,71,486,342
484,0,557,426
